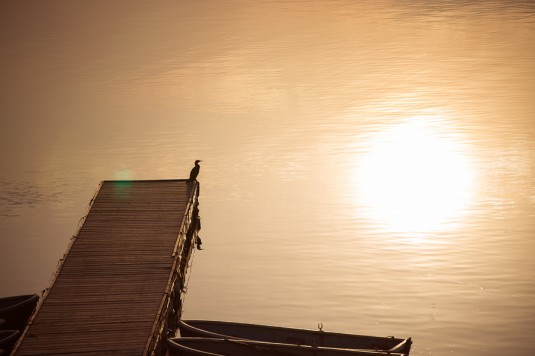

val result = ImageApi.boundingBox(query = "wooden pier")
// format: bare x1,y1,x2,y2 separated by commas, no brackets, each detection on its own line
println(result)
13,179,200,355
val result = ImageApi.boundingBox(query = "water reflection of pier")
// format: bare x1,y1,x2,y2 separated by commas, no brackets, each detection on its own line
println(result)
13,180,200,355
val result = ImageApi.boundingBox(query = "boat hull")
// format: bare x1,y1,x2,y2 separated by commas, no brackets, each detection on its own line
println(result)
178,320,411,355
0,294,39,331
167,337,405,356
0,330,21,354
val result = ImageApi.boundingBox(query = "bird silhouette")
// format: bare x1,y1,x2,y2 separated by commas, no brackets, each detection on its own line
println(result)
189,160,202,182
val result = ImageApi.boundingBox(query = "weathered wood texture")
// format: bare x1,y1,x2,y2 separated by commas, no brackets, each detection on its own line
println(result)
14,180,199,356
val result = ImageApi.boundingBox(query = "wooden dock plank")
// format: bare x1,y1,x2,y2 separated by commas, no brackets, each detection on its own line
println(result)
14,180,198,356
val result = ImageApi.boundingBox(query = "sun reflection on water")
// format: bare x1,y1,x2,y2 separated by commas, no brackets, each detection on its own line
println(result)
354,118,475,234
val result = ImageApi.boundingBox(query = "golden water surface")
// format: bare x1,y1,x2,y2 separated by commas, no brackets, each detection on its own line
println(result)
1,1,534,355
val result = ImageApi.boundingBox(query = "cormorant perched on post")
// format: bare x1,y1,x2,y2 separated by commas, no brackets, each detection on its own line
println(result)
189,160,202,182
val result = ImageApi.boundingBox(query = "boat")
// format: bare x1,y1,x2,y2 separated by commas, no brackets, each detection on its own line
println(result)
0,330,20,354
167,337,406,356
178,320,411,355
0,294,39,331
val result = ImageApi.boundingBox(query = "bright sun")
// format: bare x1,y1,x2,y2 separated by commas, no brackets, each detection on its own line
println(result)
354,120,475,233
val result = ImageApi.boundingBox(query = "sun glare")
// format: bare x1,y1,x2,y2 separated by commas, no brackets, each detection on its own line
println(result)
354,120,474,233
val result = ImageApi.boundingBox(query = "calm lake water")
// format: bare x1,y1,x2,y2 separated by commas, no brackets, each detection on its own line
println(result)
1,1,535,355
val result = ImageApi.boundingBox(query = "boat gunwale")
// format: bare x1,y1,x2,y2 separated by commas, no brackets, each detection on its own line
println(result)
179,319,406,343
